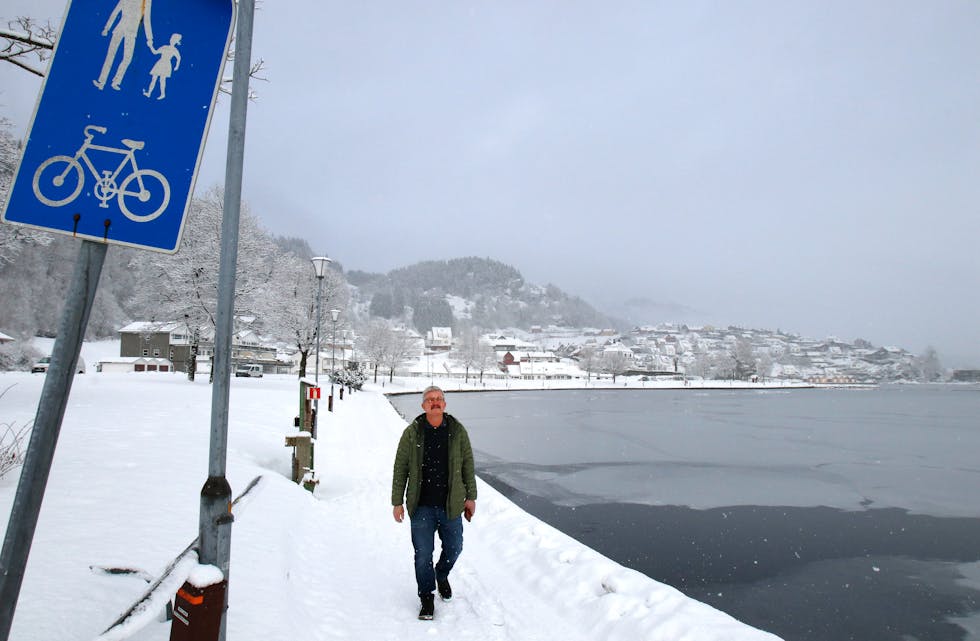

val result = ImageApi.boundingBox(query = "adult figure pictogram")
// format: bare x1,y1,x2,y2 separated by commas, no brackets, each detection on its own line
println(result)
94,0,155,91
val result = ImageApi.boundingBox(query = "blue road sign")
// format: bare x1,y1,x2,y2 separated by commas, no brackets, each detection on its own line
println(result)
1,0,234,253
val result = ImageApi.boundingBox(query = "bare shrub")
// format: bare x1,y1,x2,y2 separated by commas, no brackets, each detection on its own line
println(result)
1,385,32,479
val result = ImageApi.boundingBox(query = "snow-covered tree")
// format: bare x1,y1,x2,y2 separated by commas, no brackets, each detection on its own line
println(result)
260,253,348,378
359,320,393,384
756,351,774,381
0,339,41,373
136,186,276,331
136,188,221,328
601,351,631,383
452,327,495,383
382,329,418,383
0,117,52,267
732,338,757,380
330,367,365,391
359,320,418,383
913,346,943,382
692,350,737,380
576,346,601,383
714,351,737,380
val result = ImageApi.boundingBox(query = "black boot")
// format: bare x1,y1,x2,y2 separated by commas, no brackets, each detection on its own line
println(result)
418,594,434,620
437,578,453,601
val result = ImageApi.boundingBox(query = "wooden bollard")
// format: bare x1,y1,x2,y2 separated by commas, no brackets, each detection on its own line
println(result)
284,432,313,487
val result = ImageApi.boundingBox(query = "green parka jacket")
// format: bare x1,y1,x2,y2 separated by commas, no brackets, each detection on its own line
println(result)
391,413,477,518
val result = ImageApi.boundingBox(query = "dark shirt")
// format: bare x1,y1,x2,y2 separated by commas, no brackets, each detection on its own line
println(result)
418,419,450,508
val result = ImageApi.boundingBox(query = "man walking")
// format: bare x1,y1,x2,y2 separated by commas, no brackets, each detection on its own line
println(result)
392,386,477,620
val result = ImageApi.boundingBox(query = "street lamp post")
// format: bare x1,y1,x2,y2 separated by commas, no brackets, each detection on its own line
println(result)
349,330,356,392
310,257,332,429
329,308,340,409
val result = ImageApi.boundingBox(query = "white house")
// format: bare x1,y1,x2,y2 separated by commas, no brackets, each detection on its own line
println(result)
426,327,453,351
97,357,174,373
601,343,635,360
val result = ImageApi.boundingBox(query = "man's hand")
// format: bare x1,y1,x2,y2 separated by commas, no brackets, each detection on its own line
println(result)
393,505,405,523
464,500,476,522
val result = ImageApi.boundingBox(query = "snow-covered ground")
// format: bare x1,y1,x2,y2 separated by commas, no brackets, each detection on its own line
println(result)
0,341,782,640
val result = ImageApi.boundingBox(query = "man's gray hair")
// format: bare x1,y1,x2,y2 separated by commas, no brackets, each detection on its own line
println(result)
422,385,445,399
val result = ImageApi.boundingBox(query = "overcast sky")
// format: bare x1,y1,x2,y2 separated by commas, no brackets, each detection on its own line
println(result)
3,1,980,366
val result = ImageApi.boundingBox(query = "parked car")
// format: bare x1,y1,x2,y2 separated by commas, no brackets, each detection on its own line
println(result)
32,356,86,374
234,363,263,378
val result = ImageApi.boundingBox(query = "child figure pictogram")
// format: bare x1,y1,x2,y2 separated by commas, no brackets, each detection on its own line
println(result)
143,33,181,100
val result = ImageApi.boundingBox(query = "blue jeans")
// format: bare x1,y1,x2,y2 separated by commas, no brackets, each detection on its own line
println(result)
410,505,463,596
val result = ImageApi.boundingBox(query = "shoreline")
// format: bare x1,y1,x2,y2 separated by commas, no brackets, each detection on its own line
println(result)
478,466,980,641
380,376,831,396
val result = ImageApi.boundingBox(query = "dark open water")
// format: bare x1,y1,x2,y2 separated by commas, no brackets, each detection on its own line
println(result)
389,385,980,641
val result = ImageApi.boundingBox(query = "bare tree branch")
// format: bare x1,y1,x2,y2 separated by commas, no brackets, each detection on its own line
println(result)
0,54,44,77
219,57,267,99
0,25,55,49
0,18,55,75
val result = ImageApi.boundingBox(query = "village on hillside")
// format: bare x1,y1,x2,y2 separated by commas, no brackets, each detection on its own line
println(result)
7,319,954,385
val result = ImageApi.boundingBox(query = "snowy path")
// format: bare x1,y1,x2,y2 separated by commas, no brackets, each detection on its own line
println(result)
0,367,780,641
277,391,589,641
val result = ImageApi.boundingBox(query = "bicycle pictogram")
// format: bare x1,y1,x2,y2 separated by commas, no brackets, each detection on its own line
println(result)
32,125,171,223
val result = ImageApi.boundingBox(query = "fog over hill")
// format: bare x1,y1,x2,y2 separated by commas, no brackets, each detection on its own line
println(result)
347,257,617,333
611,298,708,329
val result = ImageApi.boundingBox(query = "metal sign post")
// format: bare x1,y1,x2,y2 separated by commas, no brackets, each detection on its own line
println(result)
199,1,254,639
0,241,106,640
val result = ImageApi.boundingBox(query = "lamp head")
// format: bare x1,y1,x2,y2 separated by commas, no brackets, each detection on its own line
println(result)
330,309,340,322
311,256,332,279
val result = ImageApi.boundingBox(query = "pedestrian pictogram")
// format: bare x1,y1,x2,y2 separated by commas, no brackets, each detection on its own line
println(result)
1,0,235,253
94,0,158,93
